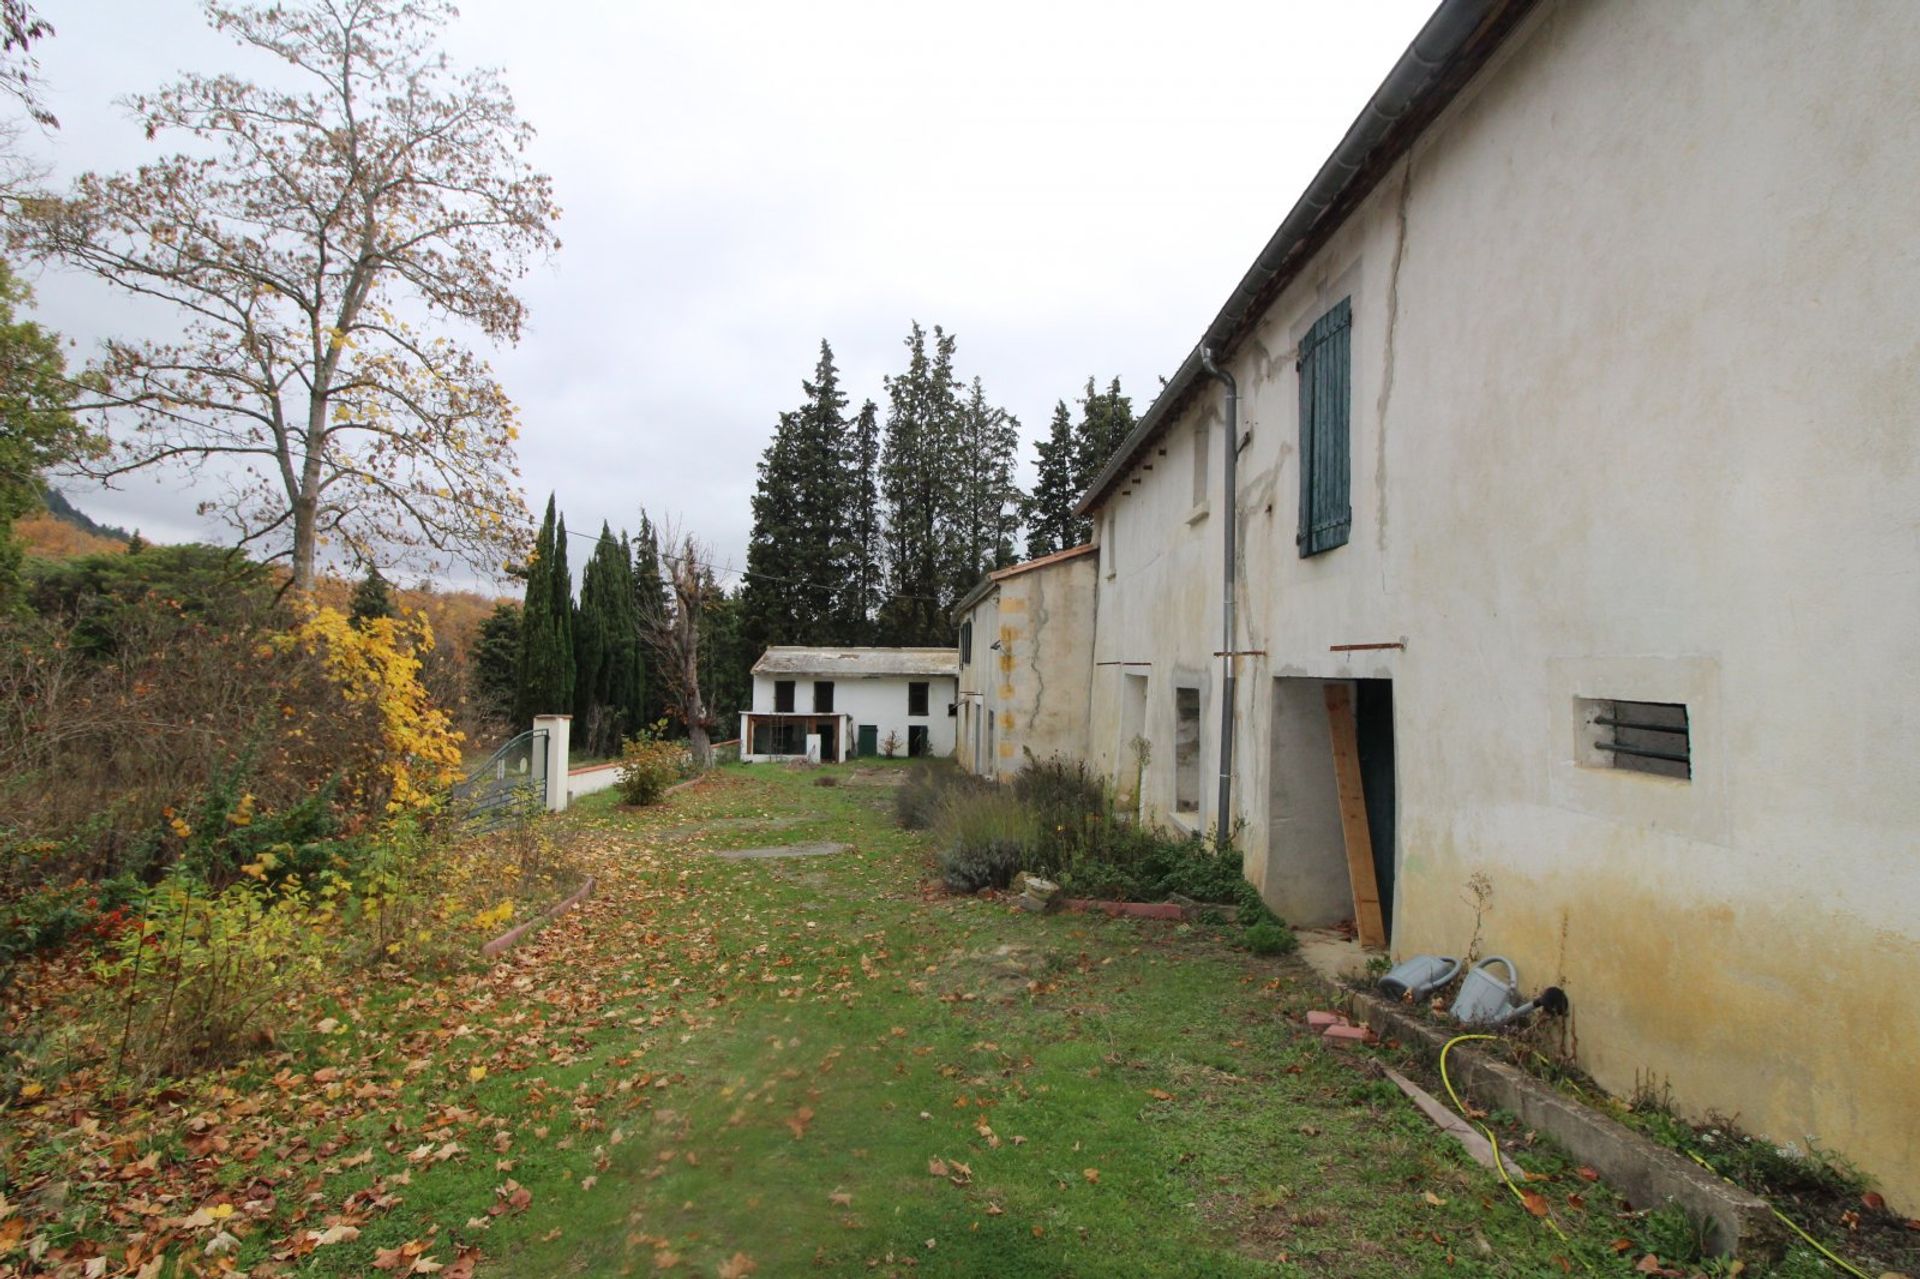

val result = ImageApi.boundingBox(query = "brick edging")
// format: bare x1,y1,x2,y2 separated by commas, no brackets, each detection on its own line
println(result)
480,875,596,958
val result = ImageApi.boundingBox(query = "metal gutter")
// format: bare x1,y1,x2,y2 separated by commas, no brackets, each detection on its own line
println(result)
1075,0,1536,517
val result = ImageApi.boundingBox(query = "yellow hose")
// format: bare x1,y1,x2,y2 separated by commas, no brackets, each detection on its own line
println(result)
1440,1034,1873,1278
1439,1033,1572,1244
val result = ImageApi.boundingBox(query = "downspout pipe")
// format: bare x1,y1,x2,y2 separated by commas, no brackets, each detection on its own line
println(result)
1200,347,1237,842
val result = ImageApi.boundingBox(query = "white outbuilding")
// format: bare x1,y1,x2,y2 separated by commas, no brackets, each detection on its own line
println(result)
739,647,958,763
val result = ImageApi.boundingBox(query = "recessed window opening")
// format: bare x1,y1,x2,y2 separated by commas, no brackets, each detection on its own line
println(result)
813,680,834,713
959,621,973,665
1583,698,1690,780
1174,686,1202,813
1298,297,1353,556
773,680,795,713
908,681,930,717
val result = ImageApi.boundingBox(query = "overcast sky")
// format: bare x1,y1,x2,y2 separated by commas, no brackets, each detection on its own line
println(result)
24,0,1435,591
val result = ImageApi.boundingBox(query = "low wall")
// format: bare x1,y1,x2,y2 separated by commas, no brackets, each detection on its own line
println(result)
567,761,622,802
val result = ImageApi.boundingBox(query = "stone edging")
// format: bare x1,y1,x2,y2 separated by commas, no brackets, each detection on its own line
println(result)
480,876,596,959
1061,899,1187,921
1335,984,1781,1259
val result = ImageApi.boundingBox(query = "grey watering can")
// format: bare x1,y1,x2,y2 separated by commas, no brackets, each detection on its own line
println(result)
1377,954,1460,1001
1449,957,1569,1026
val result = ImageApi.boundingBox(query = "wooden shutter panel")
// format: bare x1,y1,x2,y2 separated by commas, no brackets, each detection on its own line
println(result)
1297,297,1352,556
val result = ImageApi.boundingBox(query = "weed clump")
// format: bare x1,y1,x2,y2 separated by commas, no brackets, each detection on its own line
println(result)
935,788,1036,893
894,761,985,830
615,722,681,806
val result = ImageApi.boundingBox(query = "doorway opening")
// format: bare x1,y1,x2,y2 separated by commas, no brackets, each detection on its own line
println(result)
1267,677,1396,942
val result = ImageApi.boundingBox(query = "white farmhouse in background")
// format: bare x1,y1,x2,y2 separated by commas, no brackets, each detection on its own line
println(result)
739,647,958,763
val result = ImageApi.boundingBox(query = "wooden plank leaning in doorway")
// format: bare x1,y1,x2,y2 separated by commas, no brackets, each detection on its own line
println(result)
1323,683,1388,948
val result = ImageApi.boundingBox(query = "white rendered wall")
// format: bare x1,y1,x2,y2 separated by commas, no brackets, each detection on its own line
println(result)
744,674,956,760
1086,0,1920,1207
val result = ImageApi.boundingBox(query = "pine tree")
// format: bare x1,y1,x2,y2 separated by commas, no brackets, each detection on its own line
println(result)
513,495,575,724
1024,400,1081,558
469,601,521,732
348,566,395,625
743,340,850,652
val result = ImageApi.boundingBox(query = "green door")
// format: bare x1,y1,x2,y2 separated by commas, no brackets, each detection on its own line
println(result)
856,724,878,758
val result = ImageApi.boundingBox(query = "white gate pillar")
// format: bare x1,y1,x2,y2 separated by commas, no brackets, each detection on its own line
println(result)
533,714,571,812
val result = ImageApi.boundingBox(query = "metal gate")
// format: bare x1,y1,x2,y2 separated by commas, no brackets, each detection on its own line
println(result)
448,728,547,832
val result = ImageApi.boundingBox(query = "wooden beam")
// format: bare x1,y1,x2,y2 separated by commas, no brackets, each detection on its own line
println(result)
1323,683,1388,948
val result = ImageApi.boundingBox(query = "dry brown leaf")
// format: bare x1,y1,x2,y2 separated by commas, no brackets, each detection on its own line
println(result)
1082,1168,1100,1185
1519,1190,1550,1218
716,1252,758,1278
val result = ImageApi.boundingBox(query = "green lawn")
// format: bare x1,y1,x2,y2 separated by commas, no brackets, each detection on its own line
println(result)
20,760,1782,1277
289,760,1686,1278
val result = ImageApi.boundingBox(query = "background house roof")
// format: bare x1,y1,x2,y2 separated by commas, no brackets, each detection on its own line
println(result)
751,647,959,678
1076,0,1536,516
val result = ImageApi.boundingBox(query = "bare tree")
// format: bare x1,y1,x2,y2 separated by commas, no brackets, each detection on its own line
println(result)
640,525,717,770
9,0,560,588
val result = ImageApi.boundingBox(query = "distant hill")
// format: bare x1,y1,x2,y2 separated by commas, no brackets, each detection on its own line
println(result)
41,488,133,543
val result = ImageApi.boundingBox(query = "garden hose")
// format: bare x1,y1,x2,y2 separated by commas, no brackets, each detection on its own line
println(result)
1442,1034,1872,1278
1439,1033,1573,1245
1679,1150,1871,1279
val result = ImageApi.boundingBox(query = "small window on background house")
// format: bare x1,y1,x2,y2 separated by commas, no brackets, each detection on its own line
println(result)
960,621,972,665
908,682,929,717
1580,698,1691,780
1192,421,1210,509
813,680,834,713
1174,687,1202,813
774,680,795,713
1298,296,1353,556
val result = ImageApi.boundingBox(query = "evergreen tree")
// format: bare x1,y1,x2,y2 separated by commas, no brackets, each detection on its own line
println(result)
574,522,644,755
700,581,752,733
1024,400,1081,557
513,495,575,724
348,567,395,625
1072,375,1134,495
633,513,667,724
838,397,883,641
877,322,959,645
946,375,1021,595
469,601,521,732
742,340,850,651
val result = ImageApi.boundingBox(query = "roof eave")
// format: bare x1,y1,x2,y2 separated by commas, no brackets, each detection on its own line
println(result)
1075,0,1536,518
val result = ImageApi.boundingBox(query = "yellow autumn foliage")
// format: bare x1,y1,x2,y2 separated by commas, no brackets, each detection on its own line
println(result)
275,600,464,810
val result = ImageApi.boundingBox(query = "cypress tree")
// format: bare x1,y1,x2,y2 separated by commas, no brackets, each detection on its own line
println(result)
1025,400,1081,557
839,397,883,641
513,495,575,724
633,513,667,725
743,340,850,651
575,522,644,756
1072,375,1134,496
877,322,959,645
946,375,1021,595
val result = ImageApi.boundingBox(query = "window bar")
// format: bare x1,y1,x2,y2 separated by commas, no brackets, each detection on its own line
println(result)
1597,740,1691,767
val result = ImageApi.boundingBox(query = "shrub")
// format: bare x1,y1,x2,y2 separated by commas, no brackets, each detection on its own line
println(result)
894,761,986,830
100,873,326,1078
935,788,1036,893
615,721,681,806
1242,919,1299,956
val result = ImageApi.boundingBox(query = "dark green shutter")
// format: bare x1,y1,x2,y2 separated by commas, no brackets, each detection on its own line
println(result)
1297,297,1352,556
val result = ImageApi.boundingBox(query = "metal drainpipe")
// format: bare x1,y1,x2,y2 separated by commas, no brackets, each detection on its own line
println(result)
1200,347,1237,840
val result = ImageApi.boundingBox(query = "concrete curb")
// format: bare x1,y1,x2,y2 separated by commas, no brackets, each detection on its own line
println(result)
480,875,596,959
1061,898,1187,921
1337,985,1782,1259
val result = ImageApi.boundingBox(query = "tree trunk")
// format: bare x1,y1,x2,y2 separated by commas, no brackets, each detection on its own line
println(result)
290,491,318,591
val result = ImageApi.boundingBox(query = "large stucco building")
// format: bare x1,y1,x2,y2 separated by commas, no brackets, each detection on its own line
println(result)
973,0,1920,1209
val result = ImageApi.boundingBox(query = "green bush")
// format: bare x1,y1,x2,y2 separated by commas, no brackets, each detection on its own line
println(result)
1242,919,1298,956
615,722,681,806
935,787,1036,893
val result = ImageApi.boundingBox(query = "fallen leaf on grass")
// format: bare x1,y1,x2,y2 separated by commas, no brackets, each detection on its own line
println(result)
1576,1165,1600,1182
927,1157,948,1178
308,1224,361,1246
716,1252,757,1278
1146,1089,1174,1102
828,1190,853,1208
1519,1190,1550,1217
1422,1191,1446,1207
1082,1168,1100,1185
785,1107,814,1140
